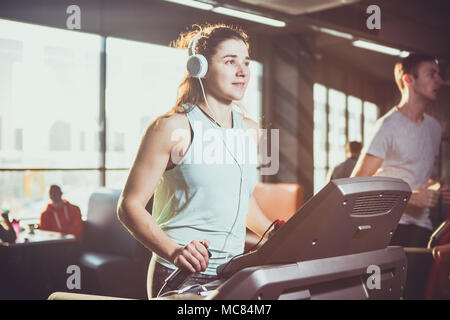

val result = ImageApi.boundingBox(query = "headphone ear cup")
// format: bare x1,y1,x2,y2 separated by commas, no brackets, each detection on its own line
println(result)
187,54,208,78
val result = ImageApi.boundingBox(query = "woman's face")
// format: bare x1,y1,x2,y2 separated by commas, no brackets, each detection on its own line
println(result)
204,38,250,103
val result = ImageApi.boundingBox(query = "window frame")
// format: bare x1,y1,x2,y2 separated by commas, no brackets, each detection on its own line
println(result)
313,83,379,194
0,21,263,221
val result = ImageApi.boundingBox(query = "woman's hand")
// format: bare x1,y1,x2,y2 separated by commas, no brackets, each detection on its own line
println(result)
173,239,210,273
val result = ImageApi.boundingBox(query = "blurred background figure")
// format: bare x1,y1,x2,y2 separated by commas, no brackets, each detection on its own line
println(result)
327,141,362,181
39,185,83,240
0,211,17,243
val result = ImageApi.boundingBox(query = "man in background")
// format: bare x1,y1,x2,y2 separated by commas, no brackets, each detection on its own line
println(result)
39,185,83,240
352,53,444,248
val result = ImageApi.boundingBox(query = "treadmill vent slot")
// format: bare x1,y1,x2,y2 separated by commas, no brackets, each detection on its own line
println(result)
351,193,400,216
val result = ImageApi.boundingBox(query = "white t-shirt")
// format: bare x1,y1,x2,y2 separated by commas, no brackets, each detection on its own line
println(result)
363,106,441,230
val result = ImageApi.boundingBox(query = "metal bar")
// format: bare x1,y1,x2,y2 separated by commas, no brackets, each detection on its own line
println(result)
99,37,107,186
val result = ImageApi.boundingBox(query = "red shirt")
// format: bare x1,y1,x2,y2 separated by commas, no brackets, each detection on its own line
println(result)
39,200,83,240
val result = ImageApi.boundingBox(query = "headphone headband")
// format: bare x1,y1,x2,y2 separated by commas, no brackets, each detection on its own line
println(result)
188,32,201,57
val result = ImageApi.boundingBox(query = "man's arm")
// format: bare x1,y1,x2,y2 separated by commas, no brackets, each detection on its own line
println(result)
351,153,439,208
409,180,440,208
351,153,383,177
441,184,450,204
67,205,83,240
39,210,52,231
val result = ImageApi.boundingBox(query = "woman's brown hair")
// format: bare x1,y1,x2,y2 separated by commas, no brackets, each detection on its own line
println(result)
166,23,250,117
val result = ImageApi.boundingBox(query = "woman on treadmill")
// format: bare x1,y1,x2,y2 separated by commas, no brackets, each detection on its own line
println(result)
117,23,273,298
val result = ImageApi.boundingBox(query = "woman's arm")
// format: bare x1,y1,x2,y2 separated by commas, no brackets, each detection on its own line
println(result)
117,114,209,273
246,195,273,238
243,118,274,237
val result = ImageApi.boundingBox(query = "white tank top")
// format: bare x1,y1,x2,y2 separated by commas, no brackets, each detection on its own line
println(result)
152,104,258,275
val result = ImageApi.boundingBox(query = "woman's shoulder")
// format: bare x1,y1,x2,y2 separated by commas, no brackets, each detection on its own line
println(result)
242,116,259,131
140,111,191,152
241,116,260,146
148,111,190,136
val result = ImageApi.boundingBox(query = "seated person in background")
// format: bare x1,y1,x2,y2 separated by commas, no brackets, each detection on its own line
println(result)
0,211,17,243
327,141,362,181
39,185,83,240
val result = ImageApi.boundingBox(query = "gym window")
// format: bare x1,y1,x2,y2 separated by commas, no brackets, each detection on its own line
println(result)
313,83,379,194
0,19,262,222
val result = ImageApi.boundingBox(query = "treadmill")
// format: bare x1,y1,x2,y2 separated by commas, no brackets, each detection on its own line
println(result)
160,176,411,300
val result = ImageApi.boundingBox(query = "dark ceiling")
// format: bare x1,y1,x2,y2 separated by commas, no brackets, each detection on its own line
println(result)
301,0,450,82
226,0,450,81
224,0,450,58
0,0,448,83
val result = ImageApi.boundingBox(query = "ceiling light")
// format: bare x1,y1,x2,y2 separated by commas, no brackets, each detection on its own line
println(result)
212,6,285,27
163,0,285,27
164,0,213,10
352,40,409,57
312,26,354,40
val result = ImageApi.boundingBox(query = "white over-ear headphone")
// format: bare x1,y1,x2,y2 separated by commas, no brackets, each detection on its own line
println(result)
187,33,208,78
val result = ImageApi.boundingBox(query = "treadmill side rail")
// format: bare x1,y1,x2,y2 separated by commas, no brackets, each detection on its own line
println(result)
212,247,407,300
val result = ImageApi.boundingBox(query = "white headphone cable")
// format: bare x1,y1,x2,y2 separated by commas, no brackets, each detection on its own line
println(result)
197,78,244,258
